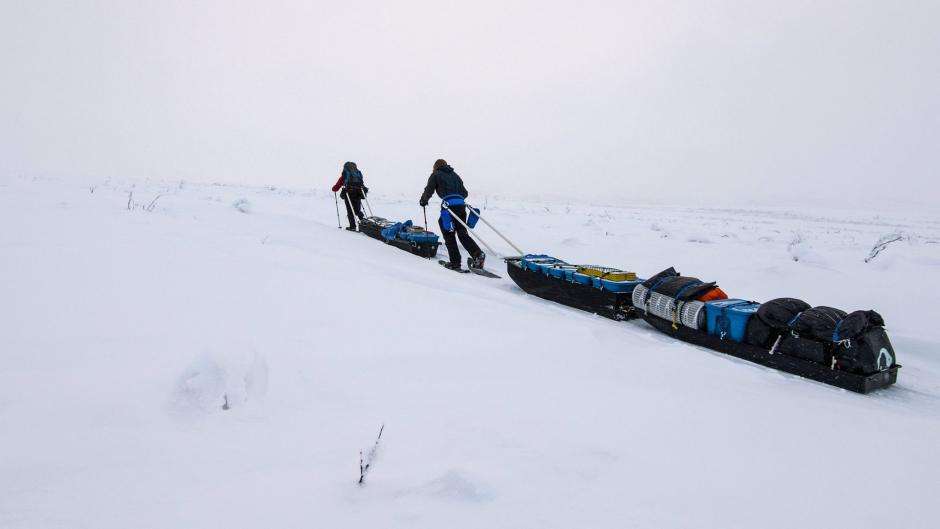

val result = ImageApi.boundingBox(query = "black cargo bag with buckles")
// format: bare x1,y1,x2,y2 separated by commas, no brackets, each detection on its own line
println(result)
832,311,895,375
746,298,811,348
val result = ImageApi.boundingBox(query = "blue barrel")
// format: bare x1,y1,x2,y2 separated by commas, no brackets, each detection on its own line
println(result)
705,299,761,342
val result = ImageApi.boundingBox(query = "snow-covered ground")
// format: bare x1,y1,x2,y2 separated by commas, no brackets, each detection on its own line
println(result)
2,175,938,528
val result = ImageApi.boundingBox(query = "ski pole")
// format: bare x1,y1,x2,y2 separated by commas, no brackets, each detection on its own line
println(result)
343,192,360,231
465,203,525,256
334,192,341,229
441,202,501,258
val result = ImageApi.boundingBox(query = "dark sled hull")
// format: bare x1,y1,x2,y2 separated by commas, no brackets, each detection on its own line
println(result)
505,258,898,393
359,224,439,259
641,314,898,393
506,258,633,320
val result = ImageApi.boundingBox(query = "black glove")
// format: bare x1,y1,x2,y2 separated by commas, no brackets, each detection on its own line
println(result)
419,198,428,207
363,186,369,195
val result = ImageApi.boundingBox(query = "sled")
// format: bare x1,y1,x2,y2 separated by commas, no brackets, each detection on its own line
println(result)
506,256,899,393
506,257,637,321
358,216,440,259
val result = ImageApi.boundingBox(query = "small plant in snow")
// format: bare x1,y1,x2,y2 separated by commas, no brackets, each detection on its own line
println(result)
144,194,163,212
358,424,385,485
864,233,906,263
126,190,163,212
787,232,804,261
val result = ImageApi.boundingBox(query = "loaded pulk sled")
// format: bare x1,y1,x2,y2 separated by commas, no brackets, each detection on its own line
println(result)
344,193,442,259
506,254,899,393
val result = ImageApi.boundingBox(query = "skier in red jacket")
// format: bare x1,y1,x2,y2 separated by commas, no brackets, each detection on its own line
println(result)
332,161,368,230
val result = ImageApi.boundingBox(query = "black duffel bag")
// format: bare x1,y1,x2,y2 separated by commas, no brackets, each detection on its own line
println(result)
837,326,896,374
758,298,811,329
790,306,848,341
832,310,894,374
835,310,885,341
642,267,717,301
746,298,811,348
641,267,679,289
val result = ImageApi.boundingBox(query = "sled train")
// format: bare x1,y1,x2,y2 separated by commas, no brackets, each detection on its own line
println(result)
341,208,899,394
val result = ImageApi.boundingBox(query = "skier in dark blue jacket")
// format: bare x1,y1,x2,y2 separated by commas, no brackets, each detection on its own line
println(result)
419,159,484,270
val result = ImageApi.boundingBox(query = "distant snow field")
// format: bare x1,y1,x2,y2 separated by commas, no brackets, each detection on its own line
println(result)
2,176,938,528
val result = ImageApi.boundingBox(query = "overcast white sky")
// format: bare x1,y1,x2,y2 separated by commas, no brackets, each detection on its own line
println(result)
2,1,938,206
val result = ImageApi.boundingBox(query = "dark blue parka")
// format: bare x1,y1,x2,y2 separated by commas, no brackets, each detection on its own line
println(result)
419,165,468,206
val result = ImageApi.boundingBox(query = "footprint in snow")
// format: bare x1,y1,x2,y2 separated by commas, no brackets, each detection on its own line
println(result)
169,345,268,415
421,470,496,503
686,235,713,244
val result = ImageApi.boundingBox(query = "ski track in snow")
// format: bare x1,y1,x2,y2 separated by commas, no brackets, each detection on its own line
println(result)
1,175,939,529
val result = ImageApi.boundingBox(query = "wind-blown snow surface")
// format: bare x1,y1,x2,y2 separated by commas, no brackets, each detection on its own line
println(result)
2,176,939,528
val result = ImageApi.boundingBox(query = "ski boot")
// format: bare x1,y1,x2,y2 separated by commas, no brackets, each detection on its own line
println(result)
467,251,486,270
444,261,463,271
345,226,358,232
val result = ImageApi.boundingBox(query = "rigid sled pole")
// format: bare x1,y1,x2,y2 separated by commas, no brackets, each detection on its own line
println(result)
422,206,428,231
334,192,342,228
465,203,525,256
363,194,374,217
343,192,360,230
441,202,501,258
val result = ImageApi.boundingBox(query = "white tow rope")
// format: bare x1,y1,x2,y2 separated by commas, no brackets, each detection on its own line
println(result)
440,201,526,260
343,192,360,230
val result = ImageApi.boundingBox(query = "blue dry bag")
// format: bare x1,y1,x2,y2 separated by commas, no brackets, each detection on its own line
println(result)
467,207,481,228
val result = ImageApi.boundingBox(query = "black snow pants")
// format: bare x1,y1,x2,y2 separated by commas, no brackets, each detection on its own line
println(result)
341,187,365,227
438,204,482,266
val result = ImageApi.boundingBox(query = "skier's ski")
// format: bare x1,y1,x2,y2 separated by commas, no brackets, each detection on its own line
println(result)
438,260,470,273
469,267,501,278
467,256,501,278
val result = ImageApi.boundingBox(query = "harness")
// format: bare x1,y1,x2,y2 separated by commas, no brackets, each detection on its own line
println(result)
439,194,465,232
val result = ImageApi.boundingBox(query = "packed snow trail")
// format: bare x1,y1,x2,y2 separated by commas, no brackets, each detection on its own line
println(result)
1,175,938,529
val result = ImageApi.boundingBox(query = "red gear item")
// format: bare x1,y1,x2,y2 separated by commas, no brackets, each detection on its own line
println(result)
697,287,728,302
331,174,344,192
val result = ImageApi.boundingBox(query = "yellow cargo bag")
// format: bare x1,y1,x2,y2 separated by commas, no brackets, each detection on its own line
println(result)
575,266,637,282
